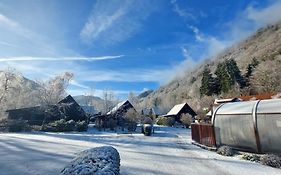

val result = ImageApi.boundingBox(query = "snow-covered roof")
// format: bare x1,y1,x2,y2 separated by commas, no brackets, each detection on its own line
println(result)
166,103,187,115
214,98,241,104
107,100,128,115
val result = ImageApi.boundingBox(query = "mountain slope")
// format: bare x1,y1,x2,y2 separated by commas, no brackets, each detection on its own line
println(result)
139,23,281,114
73,95,104,106
0,71,42,111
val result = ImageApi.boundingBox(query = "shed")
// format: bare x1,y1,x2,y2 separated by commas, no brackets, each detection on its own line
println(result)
163,103,196,122
212,99,281,153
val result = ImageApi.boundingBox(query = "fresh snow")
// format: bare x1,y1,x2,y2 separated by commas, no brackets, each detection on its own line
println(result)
61,146,120,175
0,126,280,175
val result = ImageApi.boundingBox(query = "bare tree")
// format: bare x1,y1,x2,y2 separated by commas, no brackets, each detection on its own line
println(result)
180,113,193,128
102,89,116,114
251,60,281,93
0,69,16,106
124,108,140,123
124,108,140,131
37,72,74,105
128,91,139,110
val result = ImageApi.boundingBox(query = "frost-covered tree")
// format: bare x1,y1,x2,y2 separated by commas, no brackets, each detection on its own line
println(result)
124,108,140,131
128,91,139,110
101,89,116,114
180,113,193,128
37,72,73,105
124,108,140,124
251,60,281,93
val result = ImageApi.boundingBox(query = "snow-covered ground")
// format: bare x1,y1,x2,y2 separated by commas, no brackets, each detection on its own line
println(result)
0,126,280,175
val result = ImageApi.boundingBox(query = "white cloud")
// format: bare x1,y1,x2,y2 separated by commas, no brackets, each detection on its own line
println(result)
246,1,281,27
0,55,124,62
0,13,66,57
78,68,171,83
181,47,189,58
225,1,281,43
0,41,17,48
80,0,157,45
170,0,196,21
70,80,90,89
186,0,281,61
67,88,134,99
189,25,205,42
0,14,18,27
171,47,196,78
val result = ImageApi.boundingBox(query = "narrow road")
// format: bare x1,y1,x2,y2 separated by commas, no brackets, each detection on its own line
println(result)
0,127,280,175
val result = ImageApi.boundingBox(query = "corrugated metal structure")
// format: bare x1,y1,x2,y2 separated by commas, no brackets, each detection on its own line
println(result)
212,99,281,153
191,123,216,147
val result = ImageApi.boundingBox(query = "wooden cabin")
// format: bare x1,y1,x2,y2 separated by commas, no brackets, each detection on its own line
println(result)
163,102,196,122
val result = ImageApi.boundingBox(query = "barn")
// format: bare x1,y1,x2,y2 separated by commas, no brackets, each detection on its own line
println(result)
163,102,196,122
6,95,87,125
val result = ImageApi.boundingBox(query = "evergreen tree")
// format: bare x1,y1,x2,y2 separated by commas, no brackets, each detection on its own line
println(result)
225,59,245,87
200,66,220,96
200,67,213,96
245,64,254,78
244,58,260,87
211,77,220,95
215,62,232,93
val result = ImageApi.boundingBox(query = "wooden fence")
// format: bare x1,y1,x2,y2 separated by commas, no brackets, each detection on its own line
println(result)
191,123,216,147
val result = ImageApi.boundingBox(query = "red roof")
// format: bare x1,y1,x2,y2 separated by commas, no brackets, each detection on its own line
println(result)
239,93,280,101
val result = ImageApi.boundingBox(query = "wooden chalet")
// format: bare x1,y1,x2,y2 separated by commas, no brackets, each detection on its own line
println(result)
163,102,196,122
107,100,136,126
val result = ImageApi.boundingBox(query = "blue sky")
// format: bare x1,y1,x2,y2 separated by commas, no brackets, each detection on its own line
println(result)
0,0,281,99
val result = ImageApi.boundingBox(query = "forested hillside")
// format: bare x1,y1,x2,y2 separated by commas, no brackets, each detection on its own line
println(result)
137,23,281,115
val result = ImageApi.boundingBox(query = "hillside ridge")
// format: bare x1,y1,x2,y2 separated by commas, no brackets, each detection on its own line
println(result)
138,22,281,114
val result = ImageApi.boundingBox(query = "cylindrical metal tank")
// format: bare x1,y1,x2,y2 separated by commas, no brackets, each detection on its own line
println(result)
212,99,281,154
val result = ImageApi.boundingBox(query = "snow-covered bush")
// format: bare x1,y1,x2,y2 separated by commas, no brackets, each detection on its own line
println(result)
43,119,67,132
260,154,281,168
241,153,260,162
217,146,234,156
156,117,175,126
61,146,120,175
65,120,76,131
76,121,88,132
143,124,152,136
43,119,88,132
